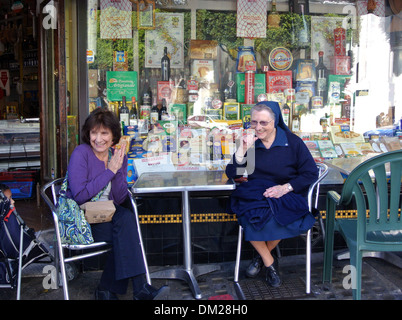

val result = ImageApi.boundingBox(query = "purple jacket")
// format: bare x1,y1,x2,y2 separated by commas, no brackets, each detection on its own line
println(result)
66,144,128,205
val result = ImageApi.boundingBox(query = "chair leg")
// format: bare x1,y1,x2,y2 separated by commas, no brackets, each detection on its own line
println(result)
322,231,334,283
130,195,151,285
323,200,336,283
234,226,243,283
306,228,311,294
54,231,69,300
350,249,363,300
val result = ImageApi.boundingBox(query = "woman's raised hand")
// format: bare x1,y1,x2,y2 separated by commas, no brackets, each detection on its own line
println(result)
108,141,127,174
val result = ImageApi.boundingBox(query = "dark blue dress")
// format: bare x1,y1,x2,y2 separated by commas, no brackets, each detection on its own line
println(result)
225,102,318,241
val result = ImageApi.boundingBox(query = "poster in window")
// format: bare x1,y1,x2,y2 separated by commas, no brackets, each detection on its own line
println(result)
100,0,133,39
236,0,267,39
310,16,346,67
145,12,184,68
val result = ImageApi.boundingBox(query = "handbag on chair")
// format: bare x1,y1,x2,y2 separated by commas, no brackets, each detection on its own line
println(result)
56,172,111,245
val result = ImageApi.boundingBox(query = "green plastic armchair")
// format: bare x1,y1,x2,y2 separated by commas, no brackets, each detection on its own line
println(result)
323,150,402,300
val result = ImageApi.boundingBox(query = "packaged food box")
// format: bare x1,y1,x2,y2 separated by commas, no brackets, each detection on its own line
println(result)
317,140,337,158
157,81,173,104
380,136,401,151
236,73,266,103
340,142,362,157
190,40,218,60
357,142,376,155
192,59,214,81
330,56,351,75
304,140,322,159
294,59,317,82
295,81,316,99
240,104,253,128
169,104,187,124
223,103,240,120
266,71,292,93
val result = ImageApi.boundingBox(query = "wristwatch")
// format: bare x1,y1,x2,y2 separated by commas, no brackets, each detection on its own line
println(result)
286,183,293,192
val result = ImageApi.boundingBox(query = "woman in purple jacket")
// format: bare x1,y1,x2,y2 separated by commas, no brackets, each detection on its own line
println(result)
67,108,168,300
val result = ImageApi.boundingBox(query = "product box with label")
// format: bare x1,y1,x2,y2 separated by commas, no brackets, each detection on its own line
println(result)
240,104,253,128
236,73,266,103
169,104,187,124
327,74,351,104
190,40,218,60
192,59,214,81
330,56,351,75
223,103,240,120
157,81,173,104
266,71,292,93
294,59,316,82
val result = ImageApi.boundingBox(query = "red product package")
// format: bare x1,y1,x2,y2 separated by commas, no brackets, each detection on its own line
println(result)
266,71,292,93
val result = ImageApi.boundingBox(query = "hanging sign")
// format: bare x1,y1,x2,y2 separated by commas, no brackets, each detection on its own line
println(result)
236,0,267,39
106,71,138,101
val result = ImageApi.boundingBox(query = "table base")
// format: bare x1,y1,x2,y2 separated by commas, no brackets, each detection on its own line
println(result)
150,264,221,299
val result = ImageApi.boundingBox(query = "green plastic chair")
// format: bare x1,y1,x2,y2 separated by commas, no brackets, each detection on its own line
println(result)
323,150,402,300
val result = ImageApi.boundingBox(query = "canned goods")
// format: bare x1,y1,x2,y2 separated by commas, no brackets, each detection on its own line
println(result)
311,96,323,109
284,88,295,103
140,105,150,120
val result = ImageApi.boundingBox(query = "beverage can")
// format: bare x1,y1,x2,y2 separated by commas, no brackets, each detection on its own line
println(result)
311,96,323,109
284,88,295,102
140,105,150,120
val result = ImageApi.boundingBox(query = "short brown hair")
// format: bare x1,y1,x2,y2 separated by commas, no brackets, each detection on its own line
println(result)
81,108,121,146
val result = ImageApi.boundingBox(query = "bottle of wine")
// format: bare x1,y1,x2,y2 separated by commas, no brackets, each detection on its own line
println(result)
224,72,236,102
150,97,159,124
298,4,310,49
161,47,170,81
316,51,328,105
142,79,152,106
291,114,300,132
119,96,130,129
129,96,138,125
160,98,168,120
282,103,291,128
268,0,280,29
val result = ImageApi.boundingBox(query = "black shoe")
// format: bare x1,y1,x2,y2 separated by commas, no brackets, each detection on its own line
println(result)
246,255,264,278
271,250,279,271
133,283,170,300
265,264,282,288
95,287,119,300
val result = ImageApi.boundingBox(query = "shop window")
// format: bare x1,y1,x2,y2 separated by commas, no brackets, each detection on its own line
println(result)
84,1,402,181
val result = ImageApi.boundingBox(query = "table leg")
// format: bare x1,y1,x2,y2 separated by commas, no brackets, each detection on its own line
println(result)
149,190,220,300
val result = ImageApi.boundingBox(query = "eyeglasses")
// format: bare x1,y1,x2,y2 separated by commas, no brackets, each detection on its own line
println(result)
250,119,273,127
